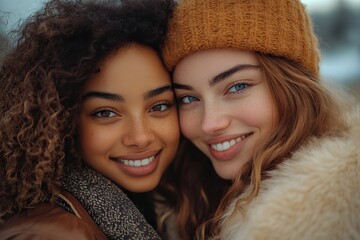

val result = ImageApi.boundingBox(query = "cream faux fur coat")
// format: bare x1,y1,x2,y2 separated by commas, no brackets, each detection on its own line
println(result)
221,102,360,240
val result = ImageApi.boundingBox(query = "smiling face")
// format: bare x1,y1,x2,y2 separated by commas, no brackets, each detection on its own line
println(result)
173,49,278,180
78,44,179,192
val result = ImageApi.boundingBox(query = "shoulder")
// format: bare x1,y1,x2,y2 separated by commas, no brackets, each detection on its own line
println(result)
0,193,107,240
221,103,360,240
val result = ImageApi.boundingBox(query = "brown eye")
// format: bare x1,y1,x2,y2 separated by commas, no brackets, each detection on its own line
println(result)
150,103,171,112
93,109,117,118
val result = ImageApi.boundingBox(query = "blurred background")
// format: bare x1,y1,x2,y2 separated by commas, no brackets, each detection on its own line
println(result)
0,0,359,97
301,0,360,98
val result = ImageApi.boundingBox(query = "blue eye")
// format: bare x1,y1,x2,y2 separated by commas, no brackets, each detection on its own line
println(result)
179,95,198,104
93,109,117,118
227,83,248,93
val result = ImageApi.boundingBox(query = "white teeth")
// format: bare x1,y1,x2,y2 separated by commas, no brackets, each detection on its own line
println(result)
211,135,247,152
141,159,149,165
120,155,155,167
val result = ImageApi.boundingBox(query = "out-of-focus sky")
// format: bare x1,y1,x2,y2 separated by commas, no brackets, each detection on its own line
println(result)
302,0,360,12
0,0,47,33
1,0,359,33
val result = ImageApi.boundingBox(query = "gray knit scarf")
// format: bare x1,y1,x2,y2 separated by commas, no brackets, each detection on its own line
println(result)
59,164,161,240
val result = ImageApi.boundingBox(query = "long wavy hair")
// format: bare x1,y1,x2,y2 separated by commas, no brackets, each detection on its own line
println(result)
167,52,346,239
156,136,230,239
0,0,174,220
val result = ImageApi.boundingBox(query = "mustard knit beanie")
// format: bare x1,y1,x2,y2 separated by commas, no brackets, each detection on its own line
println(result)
163,0,320,76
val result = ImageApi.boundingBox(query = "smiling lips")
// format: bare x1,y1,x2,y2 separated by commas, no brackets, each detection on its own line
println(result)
210,134,249,151
111,151,160,177
111,150,159,167
120,155,155,167
208,133,252,161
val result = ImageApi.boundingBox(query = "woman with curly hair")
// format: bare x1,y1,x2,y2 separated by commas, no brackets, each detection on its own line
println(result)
0,0,178,239
161,0,360,239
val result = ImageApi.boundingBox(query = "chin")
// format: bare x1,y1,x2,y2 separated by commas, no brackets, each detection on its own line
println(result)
122,179,160,193
213,165,239,180
214,168,231,180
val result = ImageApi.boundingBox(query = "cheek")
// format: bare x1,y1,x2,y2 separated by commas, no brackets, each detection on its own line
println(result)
79,127,100,156
152,112,180,145
233,96,278,133
78,122,115,157
255,95,279,131
179,111,199,139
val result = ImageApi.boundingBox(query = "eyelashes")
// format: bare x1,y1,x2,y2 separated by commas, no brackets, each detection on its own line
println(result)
176,81,251,105
177,95,199,105
91,108,118,118
89,100,175,119
226,82,250,94
149,101,174,112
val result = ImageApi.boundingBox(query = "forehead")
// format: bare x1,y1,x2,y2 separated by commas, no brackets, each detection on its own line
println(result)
83,44,170,95
173,49,259,83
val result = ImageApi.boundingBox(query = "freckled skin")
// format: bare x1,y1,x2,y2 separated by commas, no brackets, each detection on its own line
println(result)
173,49,278,180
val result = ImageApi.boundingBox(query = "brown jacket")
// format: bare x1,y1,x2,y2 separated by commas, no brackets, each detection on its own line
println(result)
0,191,107,240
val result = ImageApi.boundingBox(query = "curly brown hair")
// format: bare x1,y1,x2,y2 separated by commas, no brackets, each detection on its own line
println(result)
0,0,174,220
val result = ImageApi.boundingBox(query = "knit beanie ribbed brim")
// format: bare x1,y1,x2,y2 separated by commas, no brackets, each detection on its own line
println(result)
163,0,320,76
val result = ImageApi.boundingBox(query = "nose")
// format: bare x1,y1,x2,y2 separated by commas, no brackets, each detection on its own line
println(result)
122,118,155,148
201,103,230,134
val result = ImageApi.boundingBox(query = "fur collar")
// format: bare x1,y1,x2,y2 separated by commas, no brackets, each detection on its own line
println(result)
221,101,360,239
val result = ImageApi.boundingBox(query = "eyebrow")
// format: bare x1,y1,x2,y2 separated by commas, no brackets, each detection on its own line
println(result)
81,85,173,102
81,91,124,102
172,83,193,90
172,64,261,90
210,64,261,86
143,85,173,99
